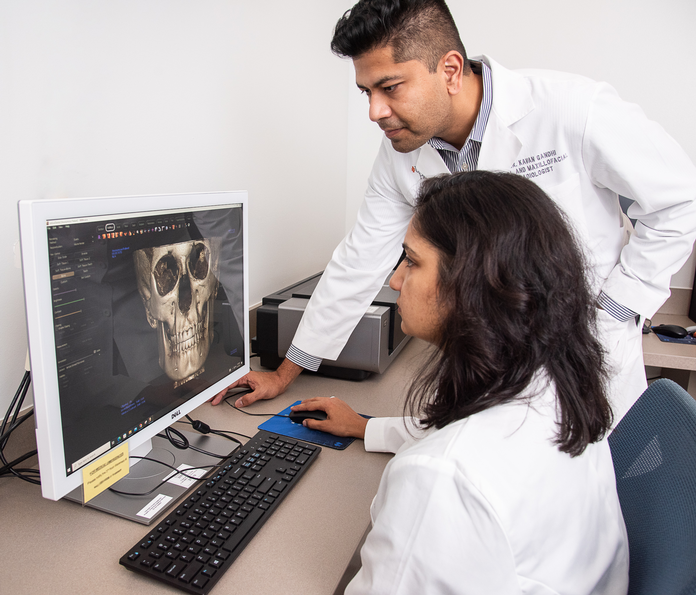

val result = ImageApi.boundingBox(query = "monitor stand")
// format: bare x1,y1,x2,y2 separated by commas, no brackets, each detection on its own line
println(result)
65,429,235,525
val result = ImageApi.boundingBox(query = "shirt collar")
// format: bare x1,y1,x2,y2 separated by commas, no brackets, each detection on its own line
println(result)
428,60,492,152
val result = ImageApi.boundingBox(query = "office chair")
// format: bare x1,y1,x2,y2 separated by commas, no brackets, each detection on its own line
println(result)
609,378,696,595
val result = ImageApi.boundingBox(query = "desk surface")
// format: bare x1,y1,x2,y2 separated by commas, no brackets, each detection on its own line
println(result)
643,313,696,371
0,338,428,595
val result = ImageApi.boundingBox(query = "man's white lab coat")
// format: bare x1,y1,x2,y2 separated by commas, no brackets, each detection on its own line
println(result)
292,55,696,417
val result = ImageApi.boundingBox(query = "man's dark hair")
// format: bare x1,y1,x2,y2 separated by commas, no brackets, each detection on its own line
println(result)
331,0,468,74
407,171,612,457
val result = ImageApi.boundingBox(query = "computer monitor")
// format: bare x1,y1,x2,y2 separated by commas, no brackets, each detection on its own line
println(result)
18,191,249,521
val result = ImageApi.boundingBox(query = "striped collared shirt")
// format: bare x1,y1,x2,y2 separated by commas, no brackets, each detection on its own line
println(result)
427,60,492,174
598,291,639,322
286,343,322,372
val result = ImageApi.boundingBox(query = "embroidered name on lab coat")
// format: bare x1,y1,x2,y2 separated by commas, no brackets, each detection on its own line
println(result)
512,150,568,180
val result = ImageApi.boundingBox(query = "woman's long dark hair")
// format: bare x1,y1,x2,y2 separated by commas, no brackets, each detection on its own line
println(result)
407,170,612,456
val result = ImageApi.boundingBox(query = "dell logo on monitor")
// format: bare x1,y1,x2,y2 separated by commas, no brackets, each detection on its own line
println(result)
171,409,181,420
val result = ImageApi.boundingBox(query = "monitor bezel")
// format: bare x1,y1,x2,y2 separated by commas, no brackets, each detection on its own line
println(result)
18,191,250,501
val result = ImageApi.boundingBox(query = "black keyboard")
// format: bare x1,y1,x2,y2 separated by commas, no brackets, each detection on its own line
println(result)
119,430,321,594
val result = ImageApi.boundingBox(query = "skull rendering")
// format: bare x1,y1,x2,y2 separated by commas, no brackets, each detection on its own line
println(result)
133,239,220,383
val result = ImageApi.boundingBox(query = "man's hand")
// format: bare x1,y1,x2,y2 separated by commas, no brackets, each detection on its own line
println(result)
209,358,303,407
291,396,368,439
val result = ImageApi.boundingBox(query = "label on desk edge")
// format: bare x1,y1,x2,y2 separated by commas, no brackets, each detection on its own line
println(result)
164,464,207,489
81,442,129,504
136,494,173,519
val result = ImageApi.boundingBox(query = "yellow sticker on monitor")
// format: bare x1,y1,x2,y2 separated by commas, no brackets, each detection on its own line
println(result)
82,443,129,503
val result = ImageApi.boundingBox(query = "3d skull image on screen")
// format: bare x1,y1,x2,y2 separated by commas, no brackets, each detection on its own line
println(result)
133,239,220,384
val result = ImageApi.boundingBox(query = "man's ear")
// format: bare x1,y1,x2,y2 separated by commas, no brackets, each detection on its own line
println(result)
440,50,465,95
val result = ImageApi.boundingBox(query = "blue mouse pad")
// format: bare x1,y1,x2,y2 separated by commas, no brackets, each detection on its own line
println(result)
258,401,356,450
653,333,696,345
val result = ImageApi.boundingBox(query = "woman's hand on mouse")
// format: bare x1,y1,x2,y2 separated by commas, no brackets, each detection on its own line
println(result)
291,397,368,439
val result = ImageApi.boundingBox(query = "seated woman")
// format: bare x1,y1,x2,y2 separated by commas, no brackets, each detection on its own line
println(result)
292,171,629,594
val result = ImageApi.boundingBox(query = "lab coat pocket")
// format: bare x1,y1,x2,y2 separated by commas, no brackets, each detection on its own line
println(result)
596,307,646,421
595,306,638,387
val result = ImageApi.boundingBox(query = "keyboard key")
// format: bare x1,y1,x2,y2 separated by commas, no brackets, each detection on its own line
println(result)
177,561,202,583
152,560,168,573
257,477,275,494
166,561,187,577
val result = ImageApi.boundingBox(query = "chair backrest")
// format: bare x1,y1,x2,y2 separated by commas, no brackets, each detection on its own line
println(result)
609,378,696,595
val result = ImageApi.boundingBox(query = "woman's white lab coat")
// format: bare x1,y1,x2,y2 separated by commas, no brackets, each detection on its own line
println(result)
346,379,629,595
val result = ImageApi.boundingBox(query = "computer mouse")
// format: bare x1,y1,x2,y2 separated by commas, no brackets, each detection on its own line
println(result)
288,409,328,424
652,324,688,339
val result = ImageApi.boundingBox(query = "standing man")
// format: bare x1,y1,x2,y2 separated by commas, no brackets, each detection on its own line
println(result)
213,0,696,420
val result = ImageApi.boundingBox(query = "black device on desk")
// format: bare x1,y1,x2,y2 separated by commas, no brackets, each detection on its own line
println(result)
652,324,689,339
254,272,410,380
120,429,320,594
